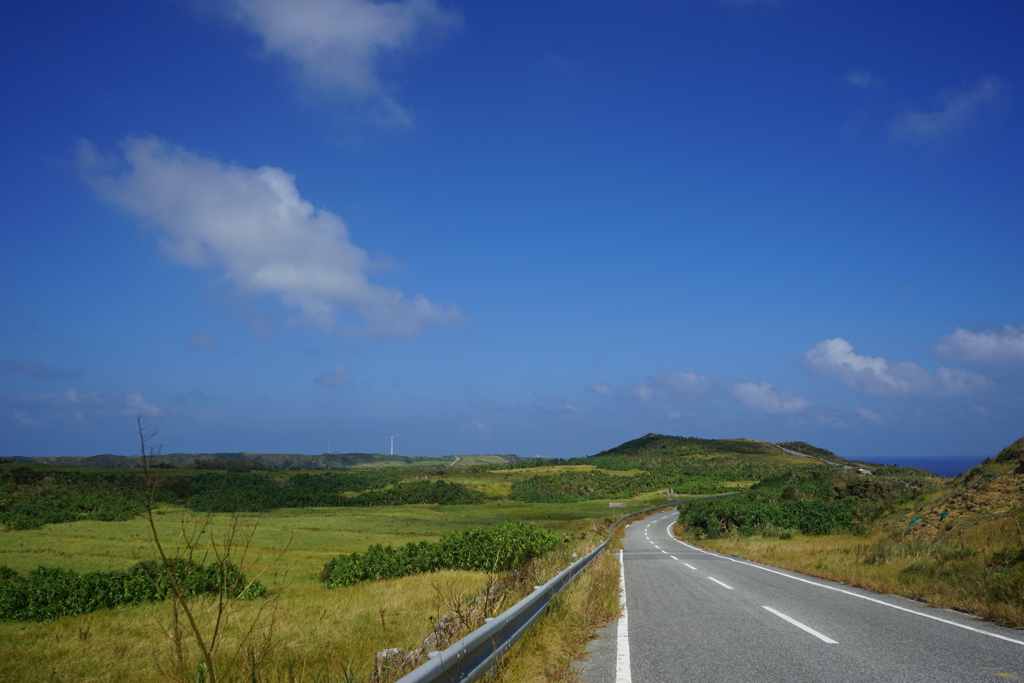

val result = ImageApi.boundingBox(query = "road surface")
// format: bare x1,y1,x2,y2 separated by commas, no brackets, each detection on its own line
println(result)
579,510,1024,683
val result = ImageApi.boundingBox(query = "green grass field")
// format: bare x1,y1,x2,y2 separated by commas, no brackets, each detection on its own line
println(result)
0,498,671,683
0,498,672,587
0,435,795,682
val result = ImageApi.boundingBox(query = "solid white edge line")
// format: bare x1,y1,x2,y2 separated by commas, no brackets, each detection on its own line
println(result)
664,514,1024,647
616,550,632,683
707,576,734,590
762,606,838,644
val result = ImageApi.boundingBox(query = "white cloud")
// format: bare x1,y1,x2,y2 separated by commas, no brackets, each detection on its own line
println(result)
732,382,810,415
634,385,655,401
126,393,164,417
586,382,615,398
816,414,847,428
14,410,41,427
6,389,163,426
856,406,885,425
185,333,217,349
803,338,986,397
845,69,882,89
468,398,503,411
935,325,1024,365
222,0,461,124
79,137,464,338
890,76,1003,143
651,370,713,394
316,365,351,388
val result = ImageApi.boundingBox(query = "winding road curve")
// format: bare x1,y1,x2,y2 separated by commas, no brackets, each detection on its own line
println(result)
579,510,1024,683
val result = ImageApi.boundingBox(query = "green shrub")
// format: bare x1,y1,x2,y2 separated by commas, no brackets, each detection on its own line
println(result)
320,520,560,587
678,497,855,538
0,469,145,530
0,560,265,622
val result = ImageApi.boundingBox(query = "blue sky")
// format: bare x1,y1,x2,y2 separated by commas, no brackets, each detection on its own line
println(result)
2,0,1022,463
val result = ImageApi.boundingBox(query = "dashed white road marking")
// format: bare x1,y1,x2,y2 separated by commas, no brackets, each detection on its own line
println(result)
707,576,734,590
684,563,697,570
664,513,1024,647
763,607,837,644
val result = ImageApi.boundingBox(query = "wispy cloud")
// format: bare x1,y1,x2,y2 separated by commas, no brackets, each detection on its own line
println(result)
78,137,464,339
126,392,164,417
934,325,1024,365
631,370,714,404
0,359,85,380
845,69,882,89
315,365,351,388
803,338,987,397
14,410,41,427
732,382,810,414
185,333,216,350
468,398,504,411
220,0,462,124
890,76,1004,144
6,388,163,426
856,406,885,425
586,382,615,398
533,392,566,406
651,370,713,395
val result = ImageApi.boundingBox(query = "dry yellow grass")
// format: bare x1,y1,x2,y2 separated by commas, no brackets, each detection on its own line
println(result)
0,508,629,682
489,538,624,682
680,515,1024,629
0,569,491,683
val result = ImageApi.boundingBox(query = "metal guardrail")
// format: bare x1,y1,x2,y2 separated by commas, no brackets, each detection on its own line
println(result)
394,494,737,683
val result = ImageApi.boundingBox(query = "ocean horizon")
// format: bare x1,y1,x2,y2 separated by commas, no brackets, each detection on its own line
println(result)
855,455,988,478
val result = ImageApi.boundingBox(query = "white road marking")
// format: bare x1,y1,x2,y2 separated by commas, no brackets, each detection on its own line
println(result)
707,577,733,590
762,606,838,644
617,550,632,683
684,563,697,570
664,514,1024,647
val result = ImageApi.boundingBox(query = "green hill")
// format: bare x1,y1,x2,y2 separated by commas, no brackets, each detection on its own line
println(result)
585,433,806,468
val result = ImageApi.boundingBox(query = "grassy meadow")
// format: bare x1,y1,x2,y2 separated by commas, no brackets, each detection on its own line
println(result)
0,500,647,683
1,434,817,682
0,499,662,585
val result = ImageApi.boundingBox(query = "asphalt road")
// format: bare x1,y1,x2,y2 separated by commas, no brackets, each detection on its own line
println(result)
578,511,1024,683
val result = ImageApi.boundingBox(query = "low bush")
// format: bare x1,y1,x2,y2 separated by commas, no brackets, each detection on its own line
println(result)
509,470,733,503
678,497,855,538
320,520,561,587
0,559,266,622
0,468,144,530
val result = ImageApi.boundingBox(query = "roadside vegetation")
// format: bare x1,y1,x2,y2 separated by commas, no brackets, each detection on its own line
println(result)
320,520,560,587
0,432,889,681
676,437,1024,629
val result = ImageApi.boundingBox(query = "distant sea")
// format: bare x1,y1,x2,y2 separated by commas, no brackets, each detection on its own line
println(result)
857,455,988,478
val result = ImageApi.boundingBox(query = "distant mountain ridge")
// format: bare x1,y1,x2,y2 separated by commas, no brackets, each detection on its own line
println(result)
3,451,471,469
